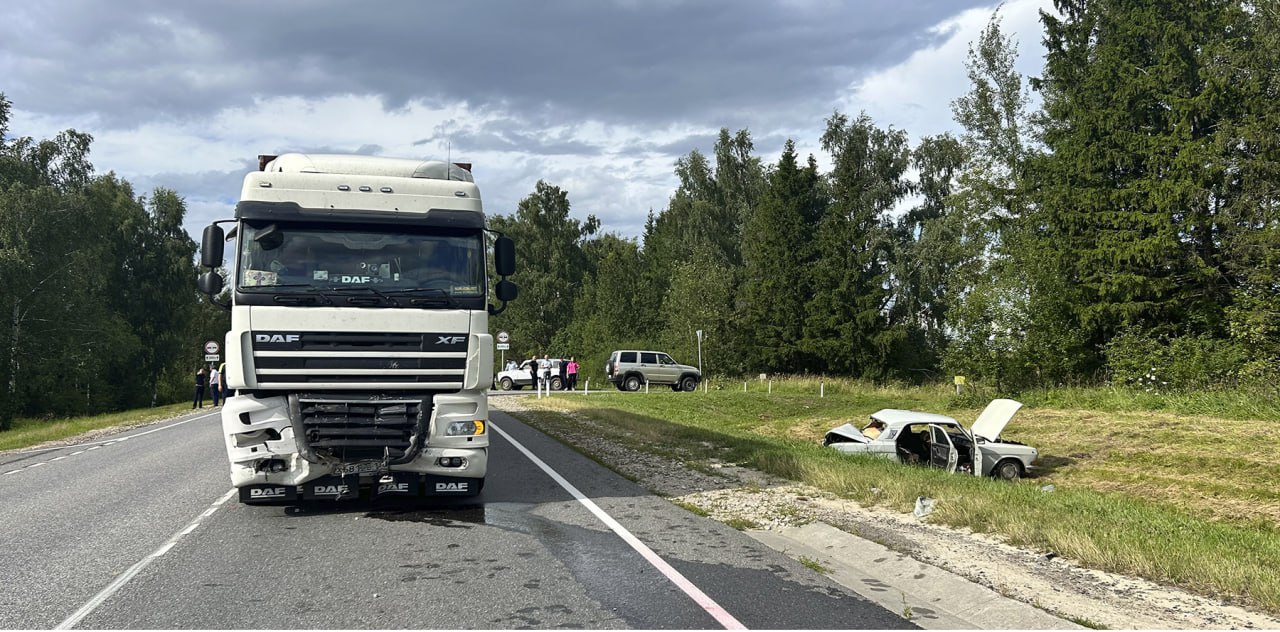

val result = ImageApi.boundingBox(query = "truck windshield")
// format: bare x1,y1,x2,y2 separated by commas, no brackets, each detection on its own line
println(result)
237,221,484,296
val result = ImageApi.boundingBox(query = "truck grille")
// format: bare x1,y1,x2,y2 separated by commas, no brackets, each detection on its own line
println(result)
252,331,467,389
292,394,428,463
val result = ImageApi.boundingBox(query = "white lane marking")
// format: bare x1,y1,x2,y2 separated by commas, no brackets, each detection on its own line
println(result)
1,412,219,477
492,423,747,630
55,488,236,630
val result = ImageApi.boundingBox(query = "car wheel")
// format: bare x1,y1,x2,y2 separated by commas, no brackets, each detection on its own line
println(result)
499,377,514,391
993,459,1023,481
624,375,642,392
679,376,698,392
551,377,563,391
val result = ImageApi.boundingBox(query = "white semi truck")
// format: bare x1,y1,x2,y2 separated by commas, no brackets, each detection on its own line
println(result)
196,153,516,504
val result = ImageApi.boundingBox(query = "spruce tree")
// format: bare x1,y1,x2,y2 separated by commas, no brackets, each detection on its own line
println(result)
739,140,824,373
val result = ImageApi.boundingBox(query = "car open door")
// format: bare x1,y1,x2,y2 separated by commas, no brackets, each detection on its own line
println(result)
927,424,958,473
970,430,983,476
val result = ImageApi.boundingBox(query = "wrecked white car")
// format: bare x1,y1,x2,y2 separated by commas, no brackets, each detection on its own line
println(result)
823,399,1038,480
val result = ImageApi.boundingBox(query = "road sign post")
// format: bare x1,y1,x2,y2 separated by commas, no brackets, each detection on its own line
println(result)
496,331,510,368
204,341,220,366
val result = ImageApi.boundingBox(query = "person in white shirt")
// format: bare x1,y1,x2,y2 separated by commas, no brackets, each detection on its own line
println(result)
539,355,552,389
209,366,221,406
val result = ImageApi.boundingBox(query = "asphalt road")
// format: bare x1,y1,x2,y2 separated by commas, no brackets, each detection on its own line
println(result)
0,406,912,630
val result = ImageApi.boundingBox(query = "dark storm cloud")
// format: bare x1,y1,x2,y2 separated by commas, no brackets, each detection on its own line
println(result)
1,0,989,129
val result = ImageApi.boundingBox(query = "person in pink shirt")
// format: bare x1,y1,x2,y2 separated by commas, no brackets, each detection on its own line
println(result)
566,357,579,390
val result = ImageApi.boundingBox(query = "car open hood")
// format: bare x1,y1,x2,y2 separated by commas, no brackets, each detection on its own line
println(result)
825,423,869,443
970,399,1023,441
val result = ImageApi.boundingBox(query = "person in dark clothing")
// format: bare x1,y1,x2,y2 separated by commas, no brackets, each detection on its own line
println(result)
193,367,208,408
557,359,567,390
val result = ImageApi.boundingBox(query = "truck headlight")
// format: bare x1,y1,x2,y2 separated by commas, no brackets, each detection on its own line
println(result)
445,420,485,436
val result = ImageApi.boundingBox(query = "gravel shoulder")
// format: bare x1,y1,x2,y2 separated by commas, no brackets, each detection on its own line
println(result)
494,395,1280,630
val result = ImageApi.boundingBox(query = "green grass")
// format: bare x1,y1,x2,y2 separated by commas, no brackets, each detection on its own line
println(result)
798,556,831,574
671,500,710,517
519,383,1280,615
0,403,192,452
723,517,760,531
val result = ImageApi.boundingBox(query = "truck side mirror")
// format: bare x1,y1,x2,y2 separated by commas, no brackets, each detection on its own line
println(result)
488,279,518,316
494,236,515,277
201,224,225,268
495,279,518,302
198,270,224,296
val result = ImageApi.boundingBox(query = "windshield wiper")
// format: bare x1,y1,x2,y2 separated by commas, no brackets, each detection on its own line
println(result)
240,284,335,305
319,286,402,307
272,293,333,306
381,288,458,308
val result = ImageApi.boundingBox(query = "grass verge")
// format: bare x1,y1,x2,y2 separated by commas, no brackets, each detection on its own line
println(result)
519,383,1280,615
0,403,193,452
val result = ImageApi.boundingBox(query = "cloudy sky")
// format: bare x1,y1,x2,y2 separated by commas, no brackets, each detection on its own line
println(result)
1,0,1053,242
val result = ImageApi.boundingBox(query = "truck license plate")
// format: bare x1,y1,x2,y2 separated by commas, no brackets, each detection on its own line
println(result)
334,461,381,475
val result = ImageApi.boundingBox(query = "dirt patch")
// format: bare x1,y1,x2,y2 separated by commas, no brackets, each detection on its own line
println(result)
495,396,1280,630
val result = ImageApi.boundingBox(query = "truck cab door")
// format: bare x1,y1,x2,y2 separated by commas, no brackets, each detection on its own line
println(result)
927,424,958,473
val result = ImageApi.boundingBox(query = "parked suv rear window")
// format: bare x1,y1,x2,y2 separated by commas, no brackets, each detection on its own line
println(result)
620,351,637,363
640,352,658,363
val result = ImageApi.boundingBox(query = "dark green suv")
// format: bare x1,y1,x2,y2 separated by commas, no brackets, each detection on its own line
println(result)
605,350,701,392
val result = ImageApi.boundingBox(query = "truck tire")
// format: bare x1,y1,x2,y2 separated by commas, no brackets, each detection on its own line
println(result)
551,376,564,391
679,376,698,392
624,375,642,392
499,377,514,391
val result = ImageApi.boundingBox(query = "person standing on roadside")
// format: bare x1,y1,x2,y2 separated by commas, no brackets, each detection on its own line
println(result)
528,356,538,388
539,354,552,390
566,357,579,391
193,367,208,409
209,365,221,406
217,361,228,400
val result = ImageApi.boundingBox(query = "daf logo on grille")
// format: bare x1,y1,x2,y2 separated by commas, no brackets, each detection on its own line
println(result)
436,336,465,345
256,334,300,343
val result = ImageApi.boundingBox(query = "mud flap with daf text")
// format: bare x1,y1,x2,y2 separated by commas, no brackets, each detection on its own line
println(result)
238,474,483,504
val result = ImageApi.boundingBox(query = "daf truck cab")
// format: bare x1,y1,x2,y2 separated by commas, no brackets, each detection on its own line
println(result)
196,153,516,503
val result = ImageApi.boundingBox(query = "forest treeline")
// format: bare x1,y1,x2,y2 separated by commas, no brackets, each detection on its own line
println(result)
2,1,1277,428
492,1,1279,392
0,96,229,429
